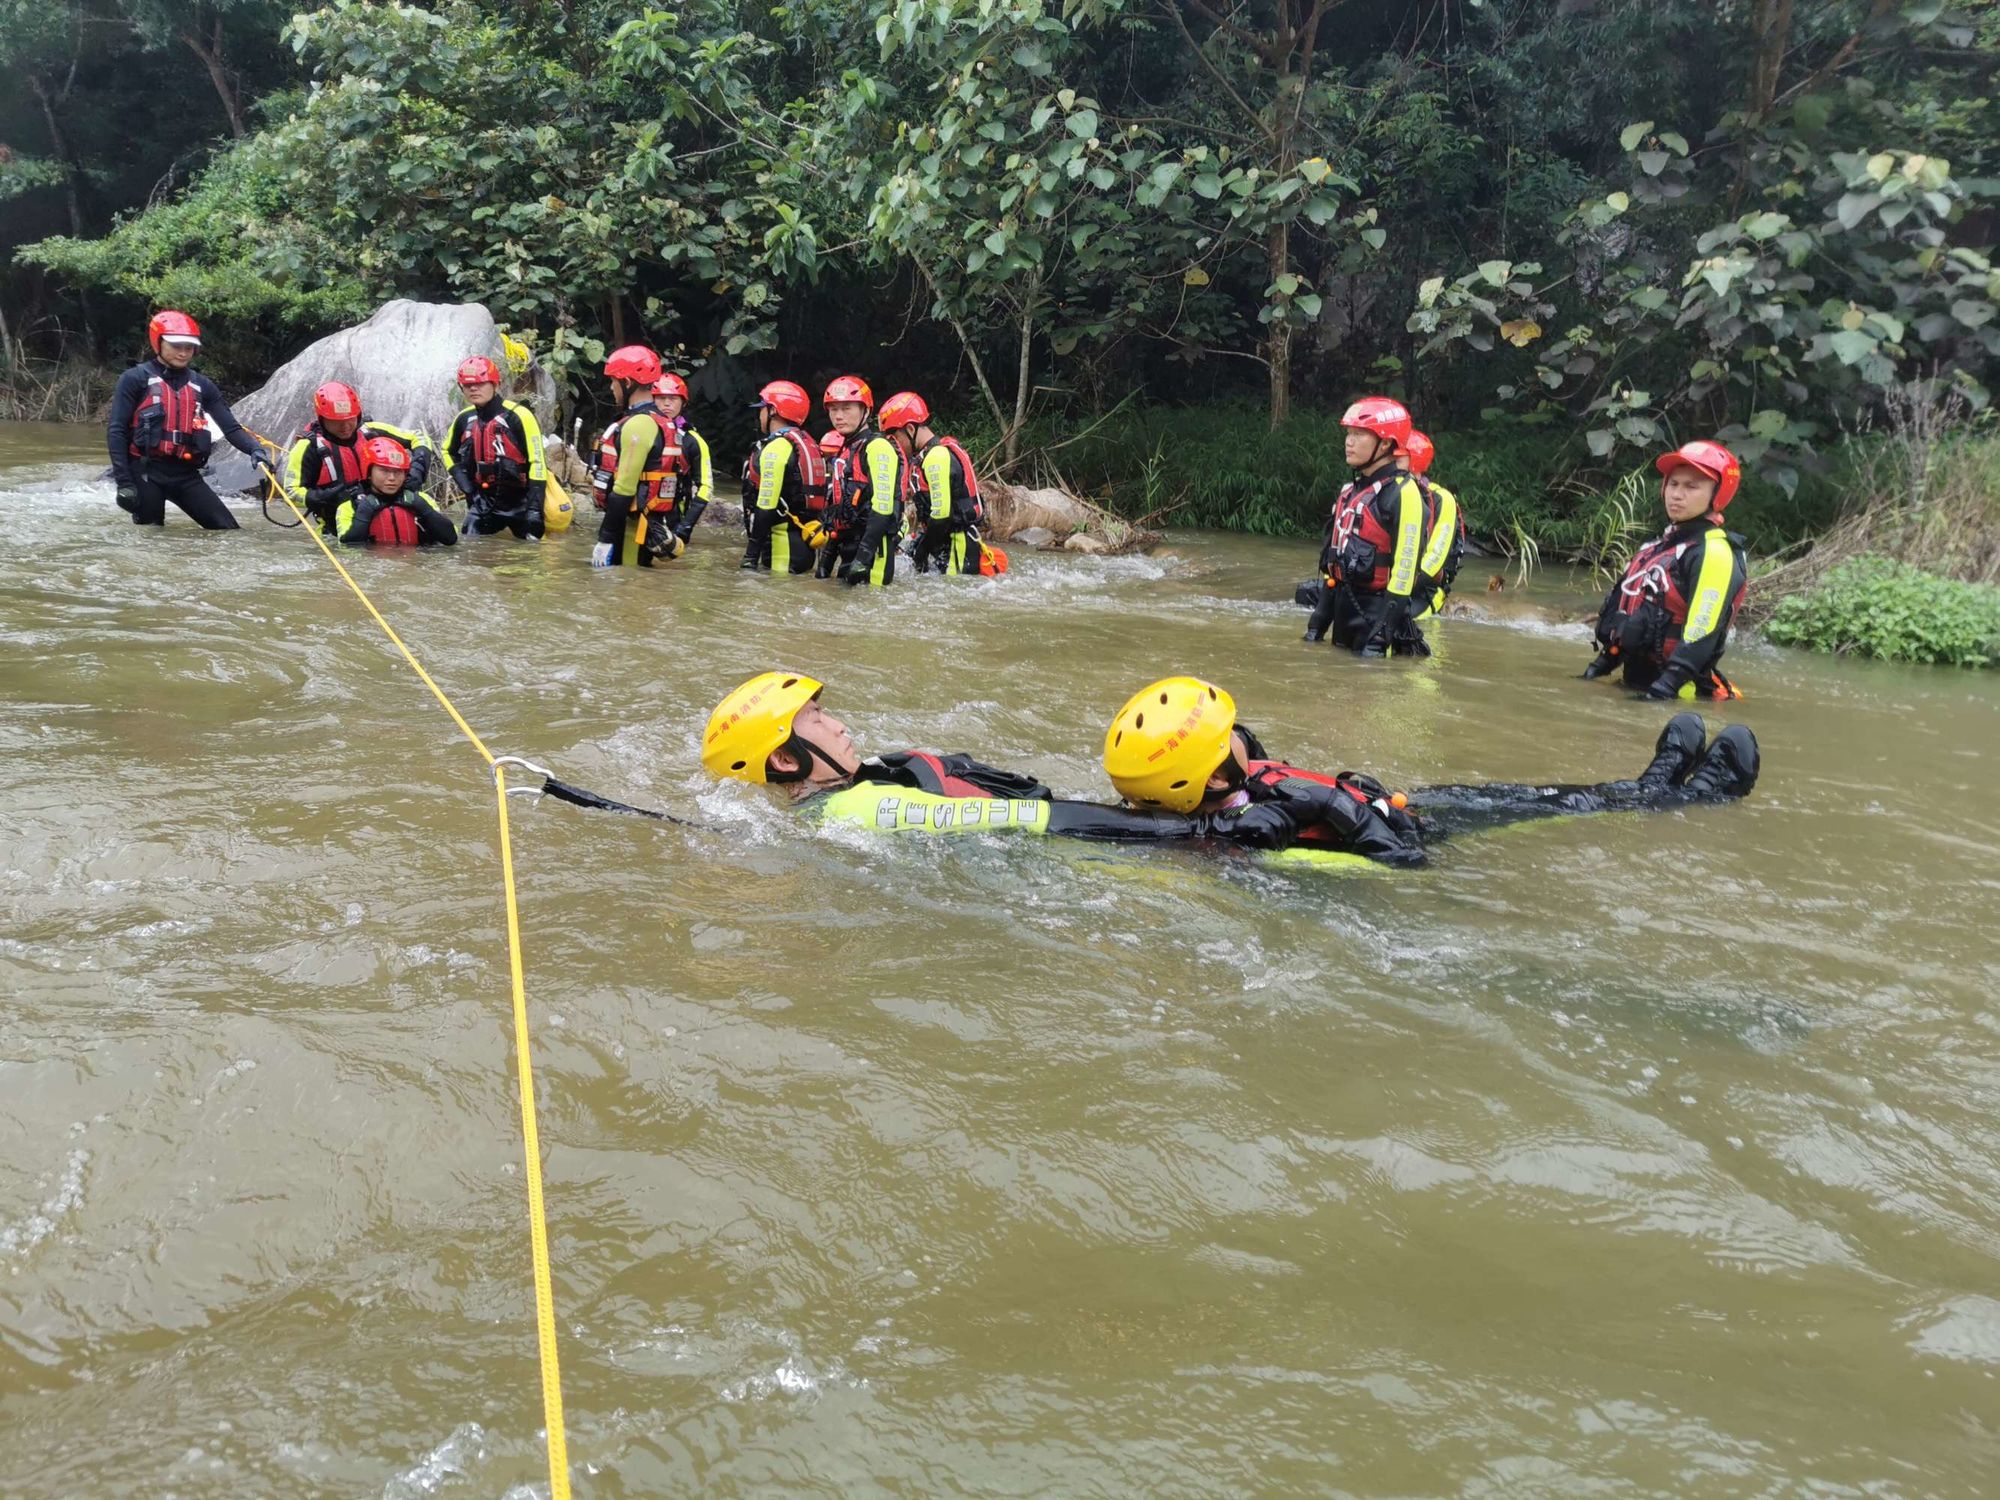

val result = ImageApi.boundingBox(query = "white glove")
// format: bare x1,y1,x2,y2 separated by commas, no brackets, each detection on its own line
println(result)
590,542,614,568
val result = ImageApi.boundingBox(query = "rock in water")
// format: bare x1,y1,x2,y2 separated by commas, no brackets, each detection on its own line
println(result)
208,299,557,494
982,480,1159,553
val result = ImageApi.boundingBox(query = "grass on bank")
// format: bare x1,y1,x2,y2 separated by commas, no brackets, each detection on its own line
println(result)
0,354,110,424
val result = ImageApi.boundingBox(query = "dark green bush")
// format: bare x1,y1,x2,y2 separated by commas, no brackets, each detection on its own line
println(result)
1765,557,2000,668
1009,403,1558,539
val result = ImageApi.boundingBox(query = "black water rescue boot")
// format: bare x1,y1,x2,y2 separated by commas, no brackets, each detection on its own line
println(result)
1639,712,1709,790
1682,724,1760,800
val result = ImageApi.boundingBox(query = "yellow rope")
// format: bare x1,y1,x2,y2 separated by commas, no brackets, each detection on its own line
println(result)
257,456,572,1500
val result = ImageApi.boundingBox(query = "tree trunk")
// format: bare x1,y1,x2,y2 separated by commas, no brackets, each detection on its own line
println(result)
27,76,88,238
1267,221,1291,429
183,18,247,139
1748,0,1795,122
1006,272,1039,468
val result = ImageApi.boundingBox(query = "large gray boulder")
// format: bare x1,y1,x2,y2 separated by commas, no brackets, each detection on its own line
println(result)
208,299,557,494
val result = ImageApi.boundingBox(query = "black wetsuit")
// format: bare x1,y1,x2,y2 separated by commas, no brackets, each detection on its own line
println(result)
106,360,263,529
803,717,1760,863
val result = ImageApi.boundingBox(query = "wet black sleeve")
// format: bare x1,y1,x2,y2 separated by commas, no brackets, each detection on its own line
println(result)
196,374,260,457
850,504,898,570
1042,799,1311,849
445,412,475,497
1591,576,1623,649
106,368,147,484
410,495,459,546
338,496,379,547
1042,800,1205,843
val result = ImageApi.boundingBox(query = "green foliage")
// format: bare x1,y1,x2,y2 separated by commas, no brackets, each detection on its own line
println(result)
1026,404,1555,538
1765,556,2000,668
20,136,370,334
8,0,1998,474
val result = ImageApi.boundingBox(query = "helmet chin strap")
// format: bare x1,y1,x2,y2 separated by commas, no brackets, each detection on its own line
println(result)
768,732,847,785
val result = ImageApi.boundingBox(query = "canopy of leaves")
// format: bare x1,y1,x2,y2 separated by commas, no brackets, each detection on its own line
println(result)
7,0,1997,485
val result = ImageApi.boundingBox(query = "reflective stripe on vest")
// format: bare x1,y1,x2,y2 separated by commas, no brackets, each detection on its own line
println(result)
920,435,985,525
1680,532,1736,646
815,783,1052,835
1418,484,1461,579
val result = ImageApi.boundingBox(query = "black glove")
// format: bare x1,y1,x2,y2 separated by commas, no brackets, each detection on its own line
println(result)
1581,651,1616,681
1643,676,1683,701
115,484,140,514
526,505,545,539
252,452,276,478
843,563,870,586
1190,802,1302,850
449,466,476,501
306,483,357,519
1302,627,1325,644
1294,580,1323,610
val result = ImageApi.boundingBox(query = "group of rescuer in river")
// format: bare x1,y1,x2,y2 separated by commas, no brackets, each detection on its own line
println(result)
105,309,1763,868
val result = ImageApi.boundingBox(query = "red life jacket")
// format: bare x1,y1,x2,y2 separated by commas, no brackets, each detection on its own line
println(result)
1330,469,1437,593
1602,524,1740,660
298,421,368,488
589,419,619,509
884,751,1050,801
367,504,422,546
1245,760,1405,845
130,370,211,464
466,405,529,490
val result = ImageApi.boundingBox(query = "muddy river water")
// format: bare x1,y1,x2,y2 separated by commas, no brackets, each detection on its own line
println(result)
3,419,1998,1496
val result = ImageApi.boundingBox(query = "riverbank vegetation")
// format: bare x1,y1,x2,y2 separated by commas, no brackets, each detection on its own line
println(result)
4,1,1997,636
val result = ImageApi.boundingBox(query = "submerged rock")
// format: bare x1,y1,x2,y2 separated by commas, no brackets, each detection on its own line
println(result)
208,299,555,494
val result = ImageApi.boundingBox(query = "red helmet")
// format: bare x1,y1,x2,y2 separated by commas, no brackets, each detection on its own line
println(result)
457,355,502,388
1405,430,1435,476
756,380,811,424
313,381,361,421
605,345,663,384
818,430,845,455
1655,439,1742,512
148,310,202,351
823,375,873,409
363,436,412,472
1341,396,1412,448
879,391,930,432
653,372,689,401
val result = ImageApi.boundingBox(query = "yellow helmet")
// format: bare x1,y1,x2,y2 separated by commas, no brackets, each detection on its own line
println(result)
542,478,575,533
703,672,824,783
1102,676,1237,813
